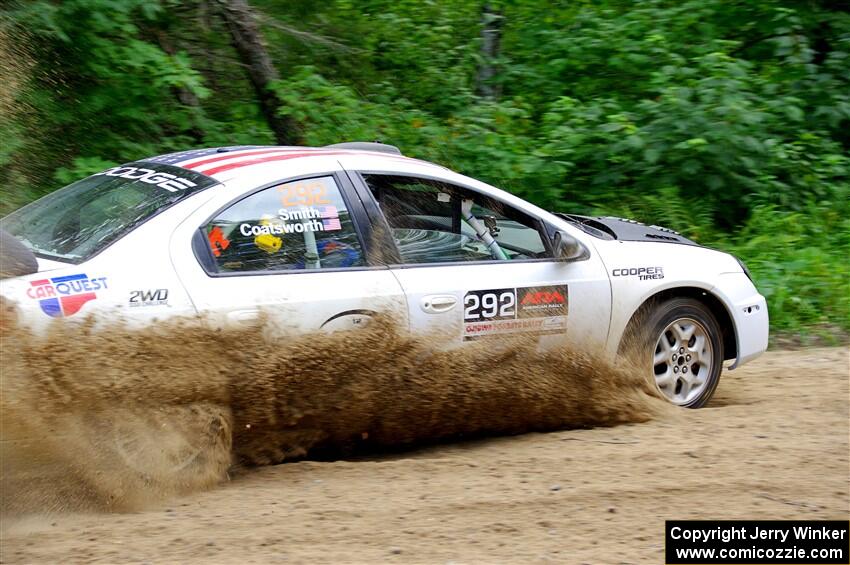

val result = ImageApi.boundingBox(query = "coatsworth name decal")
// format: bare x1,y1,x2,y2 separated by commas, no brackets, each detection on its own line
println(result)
239,206,342,236
27,273,108,318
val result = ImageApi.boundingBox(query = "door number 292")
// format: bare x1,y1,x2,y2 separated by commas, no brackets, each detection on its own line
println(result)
464,290,516,320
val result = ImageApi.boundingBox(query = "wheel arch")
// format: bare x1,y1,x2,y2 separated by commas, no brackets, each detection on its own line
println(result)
618,286,737,361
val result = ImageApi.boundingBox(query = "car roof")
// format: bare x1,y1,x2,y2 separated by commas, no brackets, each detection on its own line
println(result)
143,145,448,183
141,144,555,221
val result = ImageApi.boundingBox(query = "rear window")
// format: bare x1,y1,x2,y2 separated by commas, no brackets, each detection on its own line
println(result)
0,161,218,264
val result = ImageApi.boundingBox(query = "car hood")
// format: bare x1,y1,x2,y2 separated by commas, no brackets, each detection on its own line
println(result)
554,214,699,246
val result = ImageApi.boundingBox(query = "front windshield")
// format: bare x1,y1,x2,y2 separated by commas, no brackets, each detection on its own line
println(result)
0,161,218,264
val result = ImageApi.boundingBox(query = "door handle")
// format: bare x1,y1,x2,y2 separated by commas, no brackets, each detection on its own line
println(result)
226,309,261,325
421,295,458,314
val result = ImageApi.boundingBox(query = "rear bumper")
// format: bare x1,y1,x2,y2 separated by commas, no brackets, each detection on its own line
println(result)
713,272,769,369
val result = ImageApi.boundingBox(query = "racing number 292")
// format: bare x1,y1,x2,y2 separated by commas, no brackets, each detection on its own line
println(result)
278,180,330,207
464,290,516,320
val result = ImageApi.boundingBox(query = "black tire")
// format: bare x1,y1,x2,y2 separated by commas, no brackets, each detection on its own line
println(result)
630,297,724,408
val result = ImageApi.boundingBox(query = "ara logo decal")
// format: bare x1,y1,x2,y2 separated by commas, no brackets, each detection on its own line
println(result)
520,290,566,306
516,286,569,318
26,274,108,318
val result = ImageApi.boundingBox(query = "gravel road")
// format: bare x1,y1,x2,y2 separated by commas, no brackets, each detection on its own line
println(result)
1,347,847,564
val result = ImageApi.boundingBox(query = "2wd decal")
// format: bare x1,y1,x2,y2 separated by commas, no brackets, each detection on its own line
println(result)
129,289,169,307
463,285,568,340
26,273,108,318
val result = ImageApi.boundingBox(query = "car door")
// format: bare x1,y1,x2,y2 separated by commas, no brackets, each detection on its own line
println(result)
349,172,612,351
170,172,407,334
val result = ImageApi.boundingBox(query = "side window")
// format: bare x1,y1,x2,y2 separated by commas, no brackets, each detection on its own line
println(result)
362,174,551,264
204,176,365,272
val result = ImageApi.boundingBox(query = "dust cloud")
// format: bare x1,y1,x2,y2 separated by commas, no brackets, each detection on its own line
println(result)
0,25,31,120
0,300,666,516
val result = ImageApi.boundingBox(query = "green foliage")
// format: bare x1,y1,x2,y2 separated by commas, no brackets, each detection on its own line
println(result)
53,157,119,186
726,200,850,338
1,0,848,337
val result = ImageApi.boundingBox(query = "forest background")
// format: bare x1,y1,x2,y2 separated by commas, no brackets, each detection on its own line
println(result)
1,0,847,339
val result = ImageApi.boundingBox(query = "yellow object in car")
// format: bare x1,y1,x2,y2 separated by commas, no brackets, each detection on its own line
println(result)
255,233,282,253
254,217,283,253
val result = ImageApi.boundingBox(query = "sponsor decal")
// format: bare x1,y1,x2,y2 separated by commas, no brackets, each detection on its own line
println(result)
518,287,568,316
94,166,198,193
129,288,169,307
26,273,108,318
463,285,568,340
612,266,664,280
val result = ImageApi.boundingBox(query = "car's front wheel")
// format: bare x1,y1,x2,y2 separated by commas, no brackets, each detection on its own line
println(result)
636,298,724,408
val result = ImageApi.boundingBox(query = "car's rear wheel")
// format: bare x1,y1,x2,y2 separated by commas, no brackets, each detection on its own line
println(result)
636,298,724,408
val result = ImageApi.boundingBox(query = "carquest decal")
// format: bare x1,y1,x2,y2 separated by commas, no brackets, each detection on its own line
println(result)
27,274,108,318
463,285,568,340
612,266,665,280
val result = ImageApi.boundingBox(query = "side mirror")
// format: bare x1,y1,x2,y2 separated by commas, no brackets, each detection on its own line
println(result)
0,229,38,278
552,230,590,262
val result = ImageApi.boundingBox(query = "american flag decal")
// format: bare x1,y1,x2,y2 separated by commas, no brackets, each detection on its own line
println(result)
321,206,341,231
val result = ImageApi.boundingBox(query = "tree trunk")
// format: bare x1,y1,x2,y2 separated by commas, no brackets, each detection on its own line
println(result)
475,3,503,100
215,0,301,145
155,31,206,144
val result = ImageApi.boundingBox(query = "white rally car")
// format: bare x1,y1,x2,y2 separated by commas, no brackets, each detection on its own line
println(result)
0,142,768,407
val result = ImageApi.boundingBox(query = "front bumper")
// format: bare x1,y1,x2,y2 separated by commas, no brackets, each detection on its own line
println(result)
713,272,769,369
